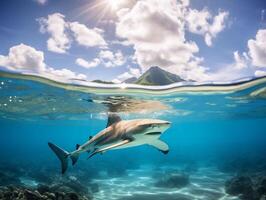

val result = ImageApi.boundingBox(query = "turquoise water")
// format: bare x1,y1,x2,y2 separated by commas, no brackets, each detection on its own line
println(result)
1,72,266,200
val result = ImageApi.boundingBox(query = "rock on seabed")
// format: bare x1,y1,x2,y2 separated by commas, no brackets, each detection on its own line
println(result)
0,185,92,200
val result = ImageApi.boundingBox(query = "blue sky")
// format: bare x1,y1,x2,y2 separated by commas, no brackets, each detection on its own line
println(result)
0,0,265,82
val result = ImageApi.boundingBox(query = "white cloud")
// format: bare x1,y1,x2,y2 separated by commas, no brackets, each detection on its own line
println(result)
0,43,87,80
233,51,249,69
114,67,141,83
115,0,210,81
186,8,211,34
111,40,132,46
113,71,132,83
99,50,114,60
207,64,254,81
255,70,266,77
230,29,266,79
247,29,266,68
75,58,100,68
112,78,122,84
38,13,107,53
186,8,229,46
117,72,132,80
75,49,127,69
34,0,47,5
69,22,107,48
38,13,70,53
129,67,141,77
45,67,87,80
209,29,266,81
209,11,229,44
0,43,46,72
99,50,126,67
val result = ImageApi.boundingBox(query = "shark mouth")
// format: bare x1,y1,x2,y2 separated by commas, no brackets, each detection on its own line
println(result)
146,132,162,135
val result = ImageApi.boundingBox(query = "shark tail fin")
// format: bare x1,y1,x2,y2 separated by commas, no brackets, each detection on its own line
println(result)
70,153,79,166
48,142,69,174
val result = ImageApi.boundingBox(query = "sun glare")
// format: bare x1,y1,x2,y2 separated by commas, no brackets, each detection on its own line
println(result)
74,0,131,25
106,0,124,11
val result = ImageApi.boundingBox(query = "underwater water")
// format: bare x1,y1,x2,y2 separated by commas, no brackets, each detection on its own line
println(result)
1,72,266,200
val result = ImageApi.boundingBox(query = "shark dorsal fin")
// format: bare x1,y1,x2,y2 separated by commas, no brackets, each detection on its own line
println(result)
106,113,121,127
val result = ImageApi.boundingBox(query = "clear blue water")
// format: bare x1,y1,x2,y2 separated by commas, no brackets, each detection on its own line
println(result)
1,73,266,200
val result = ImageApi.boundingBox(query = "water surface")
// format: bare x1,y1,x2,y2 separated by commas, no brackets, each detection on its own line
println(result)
1,71,266,200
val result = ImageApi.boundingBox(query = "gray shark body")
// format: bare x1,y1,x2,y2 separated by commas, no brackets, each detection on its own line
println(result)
48,114,171,174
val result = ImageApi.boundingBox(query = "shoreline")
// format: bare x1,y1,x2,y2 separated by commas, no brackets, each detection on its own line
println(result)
1,70,266,96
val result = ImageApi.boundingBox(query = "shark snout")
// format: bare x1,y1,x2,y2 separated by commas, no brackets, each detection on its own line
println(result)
160,121,171,130
164,121,171,126
151,120,171,133
158,120,171,126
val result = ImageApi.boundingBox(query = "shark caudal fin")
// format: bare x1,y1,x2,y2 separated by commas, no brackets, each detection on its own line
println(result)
70,153,79,166
48,142,69,174
68,144,81,166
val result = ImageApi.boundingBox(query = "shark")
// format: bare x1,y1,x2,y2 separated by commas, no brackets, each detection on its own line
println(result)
48,114,171,174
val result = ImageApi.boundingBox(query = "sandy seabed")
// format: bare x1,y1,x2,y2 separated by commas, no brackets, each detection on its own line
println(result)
93,166,239,200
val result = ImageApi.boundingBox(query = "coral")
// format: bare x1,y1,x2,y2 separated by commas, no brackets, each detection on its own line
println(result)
0,185,93,200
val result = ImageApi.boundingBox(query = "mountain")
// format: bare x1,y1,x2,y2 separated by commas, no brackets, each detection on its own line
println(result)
92,80,114,84
134,66,184,85
91,67,185,86
124,77,137,83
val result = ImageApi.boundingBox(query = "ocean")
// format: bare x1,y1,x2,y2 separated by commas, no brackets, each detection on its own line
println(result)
0,71,266,200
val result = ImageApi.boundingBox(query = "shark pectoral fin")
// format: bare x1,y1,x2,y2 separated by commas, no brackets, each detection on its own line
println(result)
100,139,131,151
87,148,97,159
148,139,169,155
88,139,131,159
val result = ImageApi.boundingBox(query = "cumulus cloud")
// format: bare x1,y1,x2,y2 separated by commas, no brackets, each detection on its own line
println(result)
99,50,126,67
99,50,114,60
115,0,211,81
113,67,141,83
186,8,229,46
0,43,46,72
75,58,100,68
210,29,266,81
234,29,266,76
113,72,132,83
129,67,141,77
38,13,70,53
45,67,86,80
255,70,266,77
233,51,249,69
75,49,127,69
69,22,107,48
207,64,254,81
247,29,266,68
38,13,107,53
0,43,86,80
117,72,132,80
